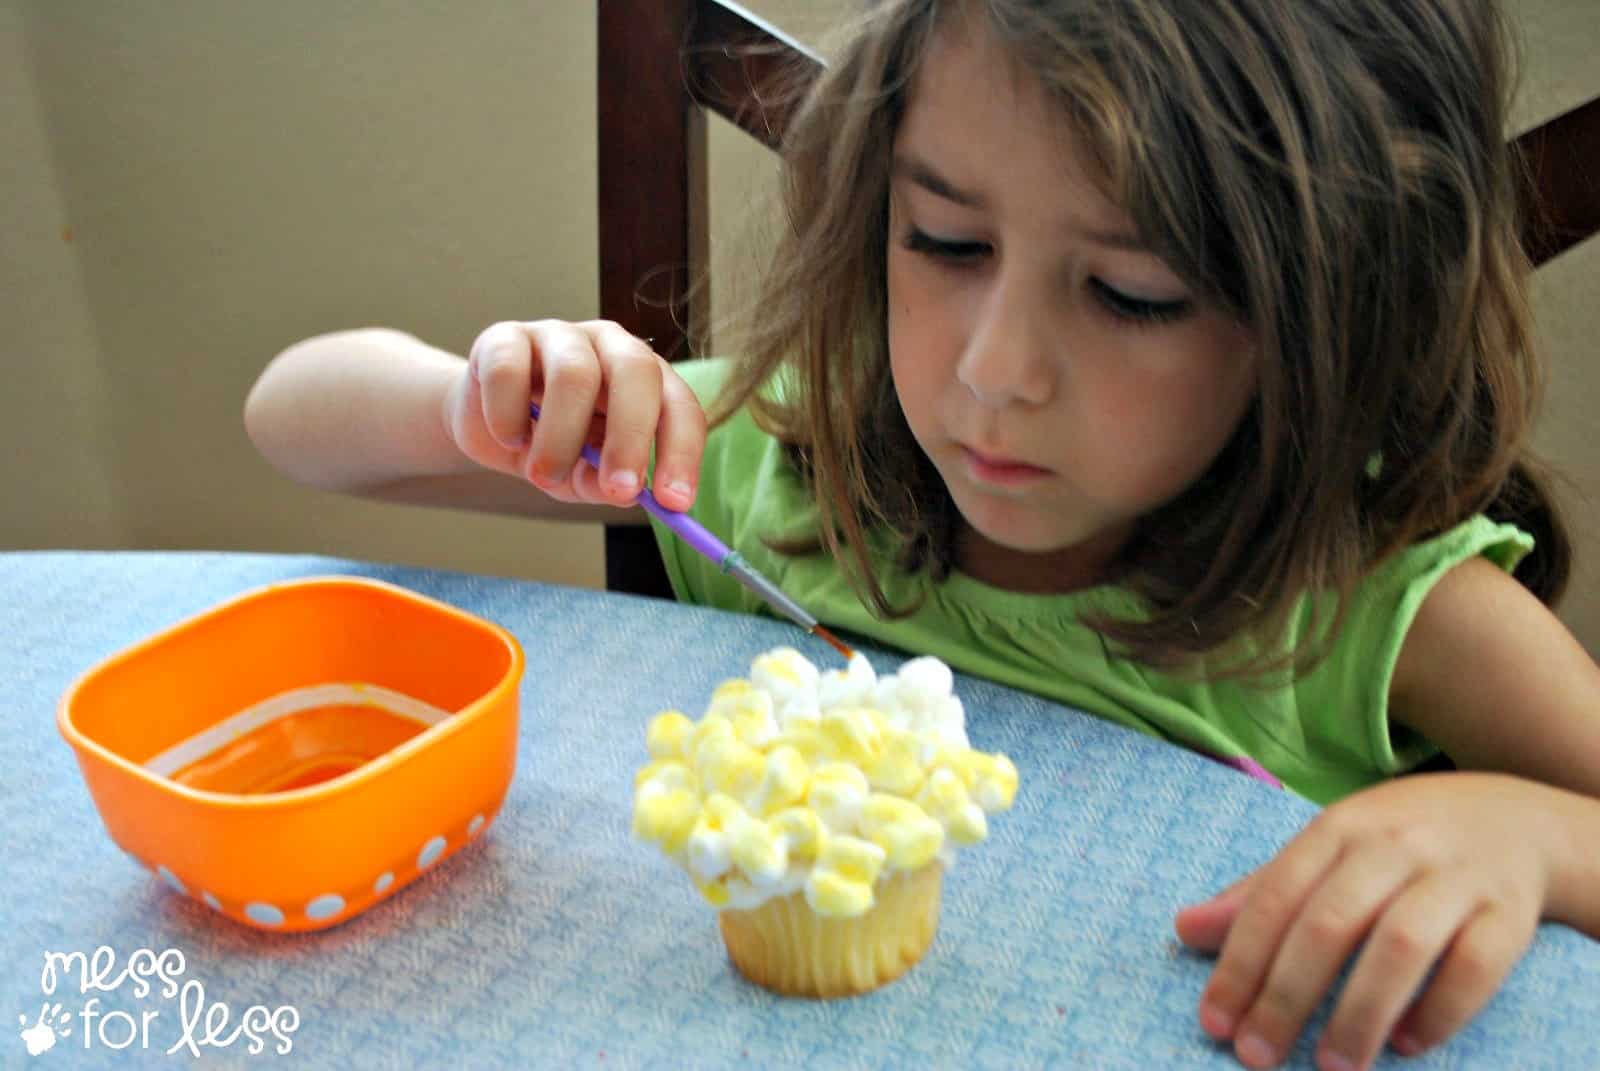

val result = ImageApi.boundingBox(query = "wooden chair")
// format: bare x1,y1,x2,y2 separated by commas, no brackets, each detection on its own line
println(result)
596,0,819,598
594,0,1600,598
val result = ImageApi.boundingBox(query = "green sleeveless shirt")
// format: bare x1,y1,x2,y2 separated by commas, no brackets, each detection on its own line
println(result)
648,359,1533,803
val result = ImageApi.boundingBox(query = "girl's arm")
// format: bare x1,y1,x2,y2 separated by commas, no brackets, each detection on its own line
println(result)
243,322,707,522
1177,557,1600,1071
1390,555,1600,931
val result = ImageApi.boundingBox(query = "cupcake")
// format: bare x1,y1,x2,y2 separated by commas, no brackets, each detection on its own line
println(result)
632,647,1017,998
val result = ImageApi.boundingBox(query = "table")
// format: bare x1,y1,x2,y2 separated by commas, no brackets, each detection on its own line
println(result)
2,552,1595,1069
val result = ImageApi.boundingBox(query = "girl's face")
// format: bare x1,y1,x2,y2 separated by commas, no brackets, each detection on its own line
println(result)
886,20,1259,591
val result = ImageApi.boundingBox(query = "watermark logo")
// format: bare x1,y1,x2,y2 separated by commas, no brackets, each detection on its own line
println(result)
18,1003,72,1056
16,947,299,1058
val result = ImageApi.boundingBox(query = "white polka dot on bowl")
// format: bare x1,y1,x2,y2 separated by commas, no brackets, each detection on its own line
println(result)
468,814,485,837
417,836,447,869
202,892,221,911
157,866,187,895
374,872,394,894
245,902,285,927
305,894,345,922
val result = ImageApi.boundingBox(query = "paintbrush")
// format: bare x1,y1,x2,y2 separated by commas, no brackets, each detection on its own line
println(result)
529,402,854,661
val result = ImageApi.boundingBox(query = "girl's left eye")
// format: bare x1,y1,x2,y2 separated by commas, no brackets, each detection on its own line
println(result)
1090,278,1192,324
901,228,990,263
900,226,1193,324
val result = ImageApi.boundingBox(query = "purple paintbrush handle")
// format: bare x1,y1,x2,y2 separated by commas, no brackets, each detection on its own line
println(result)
528,402,733,564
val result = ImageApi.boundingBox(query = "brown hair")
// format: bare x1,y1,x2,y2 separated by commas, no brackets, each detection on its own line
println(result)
709,0,1570,674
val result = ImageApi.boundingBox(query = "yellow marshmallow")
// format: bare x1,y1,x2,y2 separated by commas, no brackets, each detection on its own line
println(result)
775,724,834,762
633,758,695,795
918,766,966,807
858,794,944,869
946,805,989,846
767,807,825,861
816,834,885,886
805,869,874,917
710,678,755,703
700,792,743,831
971,753,1020,811
632,787,700,854
821,706,884,763
645,711,695,760
688,713,735,761
694,733,766,800
728,816,787,882
711,687,777,746
917,767,988,845
692,792,785,884
697,878,731,907
750,745,810,815
937,751,983,789
864,729,925,796
805,835,886,917
751,648,807,686
807,762,869,829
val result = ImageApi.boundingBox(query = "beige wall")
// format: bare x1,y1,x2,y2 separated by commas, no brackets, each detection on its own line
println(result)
4,1,1595,652
3,1,122,548
6,0,606,586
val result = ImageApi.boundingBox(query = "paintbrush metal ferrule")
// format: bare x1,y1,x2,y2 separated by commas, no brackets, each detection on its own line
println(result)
721,552,818,631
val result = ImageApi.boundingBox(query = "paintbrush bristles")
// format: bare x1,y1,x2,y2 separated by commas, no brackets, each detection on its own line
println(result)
811,625,855,661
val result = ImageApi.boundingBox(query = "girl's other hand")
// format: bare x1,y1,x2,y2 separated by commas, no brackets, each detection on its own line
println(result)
443,319,706,511
1174,773,1554,1071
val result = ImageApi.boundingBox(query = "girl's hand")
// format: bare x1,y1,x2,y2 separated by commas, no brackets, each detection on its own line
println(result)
1175,773,1555,1071
443,319,706,510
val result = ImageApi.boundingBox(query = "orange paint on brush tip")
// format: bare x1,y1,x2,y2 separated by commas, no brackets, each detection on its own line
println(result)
812,624,855,661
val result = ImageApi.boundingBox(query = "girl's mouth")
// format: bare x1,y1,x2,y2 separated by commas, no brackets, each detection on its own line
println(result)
960,446,1052,486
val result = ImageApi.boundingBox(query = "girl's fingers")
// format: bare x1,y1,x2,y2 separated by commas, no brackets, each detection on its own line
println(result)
523,458,605,507
468,323,535,451
1388,905,1534,1058
464,318,698,510
1176,873,1256,951
445,345,521,471
1316,873,1472,1071
651,363,708,511
1230,845,1417,1069
1198,821,1345,1048
565,457,607,504
584,320,665,505
521,320,605,491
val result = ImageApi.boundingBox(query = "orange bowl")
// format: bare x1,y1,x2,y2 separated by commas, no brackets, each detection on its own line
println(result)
58,576,524,932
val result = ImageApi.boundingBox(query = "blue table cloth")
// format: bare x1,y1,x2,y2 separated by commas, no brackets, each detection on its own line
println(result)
2,552,1595,1069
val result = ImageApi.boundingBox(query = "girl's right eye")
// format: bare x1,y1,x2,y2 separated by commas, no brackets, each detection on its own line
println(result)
901,228,990,263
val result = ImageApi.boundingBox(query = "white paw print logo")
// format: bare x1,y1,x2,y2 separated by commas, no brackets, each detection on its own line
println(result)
18,1003,72,1056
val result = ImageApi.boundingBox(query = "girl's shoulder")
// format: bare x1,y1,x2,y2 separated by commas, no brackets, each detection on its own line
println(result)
1295,513,1534,703
1368,515,1535,596
1384,518,1600,791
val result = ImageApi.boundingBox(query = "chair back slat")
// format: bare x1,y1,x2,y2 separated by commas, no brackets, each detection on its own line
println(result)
1515,96,1600,267
685,0,823,150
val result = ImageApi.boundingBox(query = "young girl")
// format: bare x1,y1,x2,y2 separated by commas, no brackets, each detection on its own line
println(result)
246,1,1600,1067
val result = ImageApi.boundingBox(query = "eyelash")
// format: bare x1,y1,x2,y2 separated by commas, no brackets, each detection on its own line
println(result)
901,227,988,263
899,227,1194,326
1088,278,1193,325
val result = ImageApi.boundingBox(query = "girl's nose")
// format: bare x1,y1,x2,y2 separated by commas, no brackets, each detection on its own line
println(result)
955,275,1055,408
